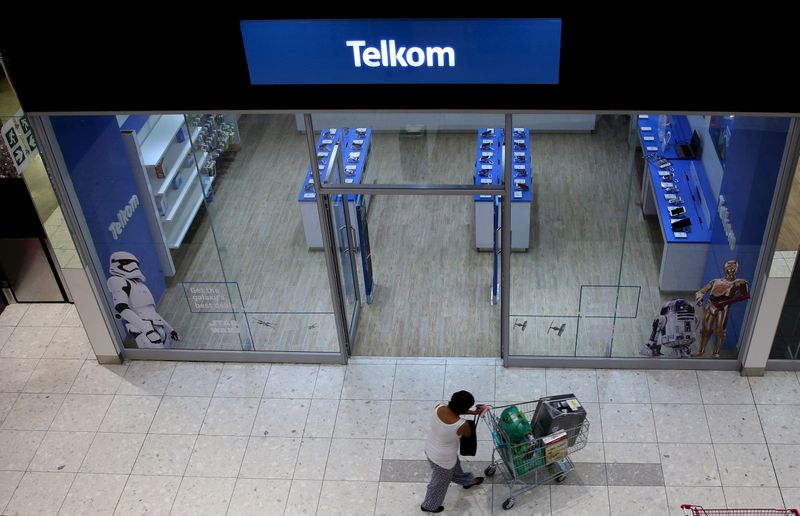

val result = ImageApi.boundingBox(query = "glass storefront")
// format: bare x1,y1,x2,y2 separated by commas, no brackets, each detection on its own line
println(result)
33,111,796,365
506,114,792,362
770,160,800,361
43,114,342,358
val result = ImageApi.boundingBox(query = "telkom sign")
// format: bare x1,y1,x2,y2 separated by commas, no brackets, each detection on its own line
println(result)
241,19,561,85
346,41,455,68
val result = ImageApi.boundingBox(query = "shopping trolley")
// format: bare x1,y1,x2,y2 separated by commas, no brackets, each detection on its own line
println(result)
681,505,799,515
482,399,590,510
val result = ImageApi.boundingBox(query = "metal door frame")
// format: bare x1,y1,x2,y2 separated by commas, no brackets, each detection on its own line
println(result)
304,113,512,365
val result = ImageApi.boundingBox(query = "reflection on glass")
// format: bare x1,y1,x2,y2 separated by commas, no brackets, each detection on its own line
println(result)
510,114,792,360
146,113,340,353
510,115,629,358
47,113,341,353
770,159,800,360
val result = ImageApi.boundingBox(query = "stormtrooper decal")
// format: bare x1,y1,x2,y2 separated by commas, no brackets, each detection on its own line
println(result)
107,251,179,348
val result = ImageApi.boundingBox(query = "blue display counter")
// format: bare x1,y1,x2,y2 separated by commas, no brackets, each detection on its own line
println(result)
636,114,693,160
637,114,715,291
474,128,532,251
299,128,372,249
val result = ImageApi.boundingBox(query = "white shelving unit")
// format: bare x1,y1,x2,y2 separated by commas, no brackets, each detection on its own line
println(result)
167,180,203,249
165,167,199,221
140,115,186,165
120,114,239,274
154,126,201,196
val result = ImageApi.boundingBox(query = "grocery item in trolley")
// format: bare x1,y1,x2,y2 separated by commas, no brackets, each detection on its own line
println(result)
483,397,591,511
540,430,568,463
531,393,587,446
498,406,542,475
499,406,531,443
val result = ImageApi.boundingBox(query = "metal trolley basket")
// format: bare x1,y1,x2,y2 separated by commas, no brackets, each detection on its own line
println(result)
681,505,799,516
482,399,590,510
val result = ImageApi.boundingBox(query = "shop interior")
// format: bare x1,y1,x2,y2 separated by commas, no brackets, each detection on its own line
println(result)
47,111,791,360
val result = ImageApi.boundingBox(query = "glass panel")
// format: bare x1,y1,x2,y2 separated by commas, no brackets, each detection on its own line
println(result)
304,114,506,184
319,128,362,345
510,113,793,360
47,113,340,354
770,158,800,360
771,258,800,360
330,194,357,345
175,113,338,353
151,114,245,351
510,114,630,357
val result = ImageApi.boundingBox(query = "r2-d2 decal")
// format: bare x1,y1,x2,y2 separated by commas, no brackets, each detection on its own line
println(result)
640,299,698,358
106,251,180,349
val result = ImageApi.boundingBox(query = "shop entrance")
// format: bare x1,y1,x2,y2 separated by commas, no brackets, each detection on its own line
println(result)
336,191,502,357
311,121,508,358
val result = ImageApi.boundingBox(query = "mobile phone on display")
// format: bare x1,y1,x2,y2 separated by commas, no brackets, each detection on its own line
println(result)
669,206,686,217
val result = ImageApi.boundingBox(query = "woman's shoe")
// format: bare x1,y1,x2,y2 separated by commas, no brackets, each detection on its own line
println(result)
463,476,484,489
420,505,444,513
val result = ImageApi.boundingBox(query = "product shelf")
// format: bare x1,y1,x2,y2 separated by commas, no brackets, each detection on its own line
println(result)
167,180,203,249
165,167,200,221
155,125,201,195
140,115,186,167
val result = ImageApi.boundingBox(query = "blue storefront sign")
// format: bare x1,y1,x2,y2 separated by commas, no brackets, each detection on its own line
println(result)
241,19,561,85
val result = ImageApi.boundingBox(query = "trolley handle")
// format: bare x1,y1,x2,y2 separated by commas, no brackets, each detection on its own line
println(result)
681,504,800,516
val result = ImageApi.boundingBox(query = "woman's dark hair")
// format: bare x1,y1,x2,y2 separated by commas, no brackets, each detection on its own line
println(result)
448,390,475,415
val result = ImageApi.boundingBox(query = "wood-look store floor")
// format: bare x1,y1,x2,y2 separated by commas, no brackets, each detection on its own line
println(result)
777,160,800,252
156,114,673,357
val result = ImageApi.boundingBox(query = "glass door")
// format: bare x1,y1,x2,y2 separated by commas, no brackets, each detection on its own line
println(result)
324,129,362,354
306,114,507,359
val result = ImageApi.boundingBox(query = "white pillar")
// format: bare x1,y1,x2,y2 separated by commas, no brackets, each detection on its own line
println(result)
63,267,121,364
741,254,794,375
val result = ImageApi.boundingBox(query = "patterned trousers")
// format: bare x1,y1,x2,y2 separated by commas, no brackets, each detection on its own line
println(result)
421,456,475,510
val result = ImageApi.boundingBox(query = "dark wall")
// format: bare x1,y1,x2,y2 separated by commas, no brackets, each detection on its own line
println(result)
0,178,46,238
1,12,798,114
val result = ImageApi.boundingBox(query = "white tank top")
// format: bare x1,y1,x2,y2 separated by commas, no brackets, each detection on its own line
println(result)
424,403,466,469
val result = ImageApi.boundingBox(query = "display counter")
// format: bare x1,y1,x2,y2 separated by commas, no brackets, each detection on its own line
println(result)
637,115,715,291
298,128,372,249
474,128,532,251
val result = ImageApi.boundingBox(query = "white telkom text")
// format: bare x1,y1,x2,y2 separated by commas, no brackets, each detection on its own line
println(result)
345,40,455,68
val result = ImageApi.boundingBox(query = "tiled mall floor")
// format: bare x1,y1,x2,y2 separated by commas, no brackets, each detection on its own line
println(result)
2,304,800,515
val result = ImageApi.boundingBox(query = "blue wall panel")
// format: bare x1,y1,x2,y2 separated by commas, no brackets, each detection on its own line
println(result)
51,116,165,304
702,117,790,350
